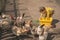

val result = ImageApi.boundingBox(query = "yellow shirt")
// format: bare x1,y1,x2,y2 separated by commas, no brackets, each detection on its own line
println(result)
39,7,53,27
39,17,53,27
45,7,54,17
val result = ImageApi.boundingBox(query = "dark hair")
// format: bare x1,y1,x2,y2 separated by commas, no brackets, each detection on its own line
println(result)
39,7,45,12
40,24,44,28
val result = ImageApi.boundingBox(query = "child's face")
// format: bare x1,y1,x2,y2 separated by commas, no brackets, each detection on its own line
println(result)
41,10,47,14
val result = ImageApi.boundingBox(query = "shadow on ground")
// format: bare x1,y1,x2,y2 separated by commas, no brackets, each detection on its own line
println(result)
52,19,59,28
